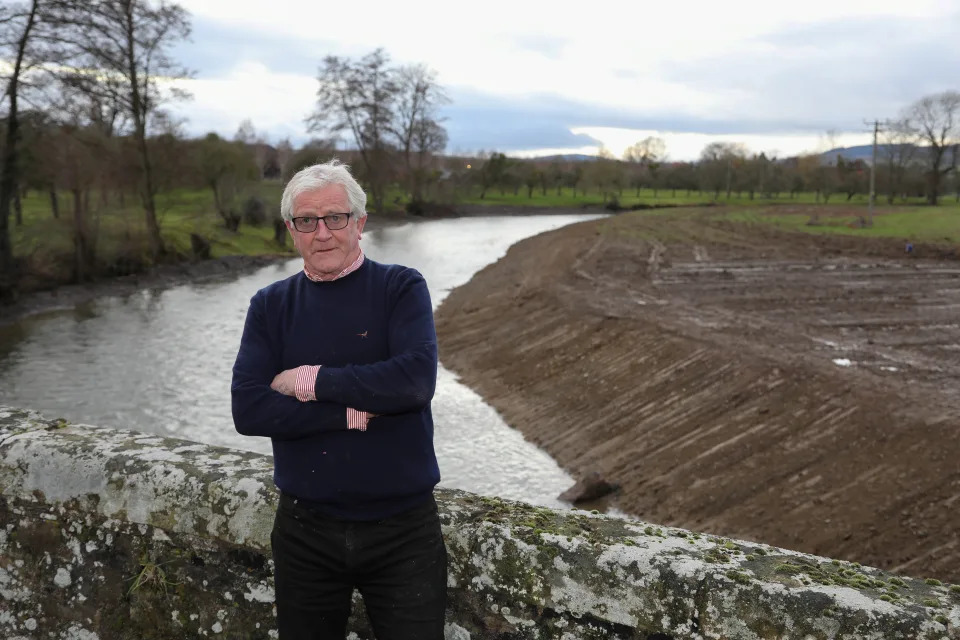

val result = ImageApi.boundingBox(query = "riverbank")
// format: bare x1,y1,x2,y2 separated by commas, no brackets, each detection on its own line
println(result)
0,254,291,327
0,205,606,327
433,206,960,584
0,211,416,326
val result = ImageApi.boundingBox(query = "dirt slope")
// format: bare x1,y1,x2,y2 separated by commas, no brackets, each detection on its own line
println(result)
434,208,960,583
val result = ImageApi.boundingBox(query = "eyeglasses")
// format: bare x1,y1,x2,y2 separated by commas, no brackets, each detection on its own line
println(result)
291,213,352,233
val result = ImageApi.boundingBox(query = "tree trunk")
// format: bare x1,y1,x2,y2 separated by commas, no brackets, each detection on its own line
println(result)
124,4,164,259
925,146,947,205
0,0,39,299
50,186,60,219
135,125,163,257
72,189,94,283
926,171,940,205
14,187,22,226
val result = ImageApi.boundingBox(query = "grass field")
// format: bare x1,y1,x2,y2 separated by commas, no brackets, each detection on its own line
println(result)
722,206,959,244
457,187,941,209
9,181,292,290
6,180,958,292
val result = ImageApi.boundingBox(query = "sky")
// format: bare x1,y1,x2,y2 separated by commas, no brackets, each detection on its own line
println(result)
169,0,960,161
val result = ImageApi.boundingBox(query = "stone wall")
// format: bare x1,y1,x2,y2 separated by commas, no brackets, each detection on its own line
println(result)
1,405,957,640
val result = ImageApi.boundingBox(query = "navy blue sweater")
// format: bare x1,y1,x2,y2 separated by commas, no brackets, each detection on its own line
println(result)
231,259,440,520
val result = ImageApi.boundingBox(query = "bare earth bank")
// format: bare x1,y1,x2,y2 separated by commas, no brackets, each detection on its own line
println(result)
434,207,960,583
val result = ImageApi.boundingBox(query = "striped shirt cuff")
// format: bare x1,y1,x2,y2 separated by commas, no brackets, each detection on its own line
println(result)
293,365,321,402
347,408,370,431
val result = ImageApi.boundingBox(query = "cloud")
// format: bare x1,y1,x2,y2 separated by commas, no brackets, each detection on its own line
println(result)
509,34,570,60
172,16,327,79
658,13,960,126
164,1,959,158
167,62,317,141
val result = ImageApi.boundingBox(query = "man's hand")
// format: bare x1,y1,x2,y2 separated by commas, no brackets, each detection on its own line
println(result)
270,368,299,397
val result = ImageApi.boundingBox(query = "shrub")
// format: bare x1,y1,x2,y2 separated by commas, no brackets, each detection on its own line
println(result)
242,196,267,227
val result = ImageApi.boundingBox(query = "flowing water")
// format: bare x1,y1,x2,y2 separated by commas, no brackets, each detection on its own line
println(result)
0,214,604,508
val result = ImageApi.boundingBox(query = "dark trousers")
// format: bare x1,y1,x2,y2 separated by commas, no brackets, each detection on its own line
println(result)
271,494,447,640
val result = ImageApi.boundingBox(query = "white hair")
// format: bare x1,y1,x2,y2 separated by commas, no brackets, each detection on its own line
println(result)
279,158,368,221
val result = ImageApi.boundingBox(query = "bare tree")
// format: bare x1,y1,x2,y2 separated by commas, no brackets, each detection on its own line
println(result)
48,124,105,281
393,64,448,202
477,151,508,199
53,0,192,259
907,91,960,205
308,48,398,214
195,132,258,230
587,147,622,205
624,136,666,165
233,118,274,179
880,117,917,204
624,136,666,197
409,116,447,201
699,141,746,200
275,138,294,177
0,0,51,298
233,118,257,144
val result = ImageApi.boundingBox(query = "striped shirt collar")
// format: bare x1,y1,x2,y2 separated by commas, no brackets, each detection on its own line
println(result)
303,250,365,282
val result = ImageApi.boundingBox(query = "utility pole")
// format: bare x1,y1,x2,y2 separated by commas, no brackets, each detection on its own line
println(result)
864,119,884,227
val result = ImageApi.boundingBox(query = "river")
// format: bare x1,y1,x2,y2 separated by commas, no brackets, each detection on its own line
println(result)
0,214,604,508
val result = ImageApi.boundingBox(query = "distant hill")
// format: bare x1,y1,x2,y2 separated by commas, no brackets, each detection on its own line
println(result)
820,144,925,165
525,153,598,163
515,147,928,165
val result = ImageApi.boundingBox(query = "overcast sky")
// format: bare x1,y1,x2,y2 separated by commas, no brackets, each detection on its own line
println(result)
170,0,960,161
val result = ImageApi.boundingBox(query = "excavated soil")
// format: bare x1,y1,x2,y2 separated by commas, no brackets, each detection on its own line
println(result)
434,206,960,583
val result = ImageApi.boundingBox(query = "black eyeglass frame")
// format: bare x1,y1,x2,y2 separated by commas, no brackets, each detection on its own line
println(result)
290,212,353,233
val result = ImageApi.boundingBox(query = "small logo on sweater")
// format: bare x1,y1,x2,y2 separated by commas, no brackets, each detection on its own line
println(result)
357,330,368,338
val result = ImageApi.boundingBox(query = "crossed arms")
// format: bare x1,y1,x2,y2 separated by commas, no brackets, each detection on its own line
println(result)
231,273,438,440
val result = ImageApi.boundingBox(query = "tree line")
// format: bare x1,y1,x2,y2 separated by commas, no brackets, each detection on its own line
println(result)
0,2,449,300
464,89,960,210
1,3,956,302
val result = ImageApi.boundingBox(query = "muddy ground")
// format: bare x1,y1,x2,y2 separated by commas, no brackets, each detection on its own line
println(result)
434,206,960,583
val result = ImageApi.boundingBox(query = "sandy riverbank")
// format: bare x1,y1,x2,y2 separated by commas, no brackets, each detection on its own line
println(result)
434,206,960,583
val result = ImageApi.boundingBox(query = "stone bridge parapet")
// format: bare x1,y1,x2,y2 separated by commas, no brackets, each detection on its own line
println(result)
1,406,957,639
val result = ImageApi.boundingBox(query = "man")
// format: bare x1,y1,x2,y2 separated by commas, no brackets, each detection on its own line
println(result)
231,160,446,639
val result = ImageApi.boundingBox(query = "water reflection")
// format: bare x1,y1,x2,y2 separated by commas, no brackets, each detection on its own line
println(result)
0,214,604,508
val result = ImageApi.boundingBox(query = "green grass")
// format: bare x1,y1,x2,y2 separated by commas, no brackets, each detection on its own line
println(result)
8,179,958,292
722,206,959,244
457,187,938,209
9,182,294,291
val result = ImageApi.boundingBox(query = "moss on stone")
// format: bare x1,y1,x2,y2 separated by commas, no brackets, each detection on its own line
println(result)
726,570,752,585
5,405,960,640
